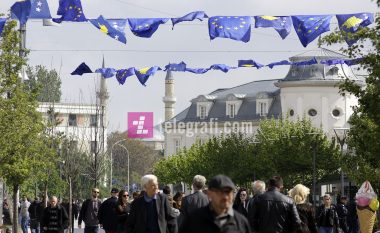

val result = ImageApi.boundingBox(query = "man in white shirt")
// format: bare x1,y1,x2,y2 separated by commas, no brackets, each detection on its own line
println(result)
20,196,31,233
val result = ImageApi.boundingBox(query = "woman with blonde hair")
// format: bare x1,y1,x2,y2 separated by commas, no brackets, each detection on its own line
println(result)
289,184,318,233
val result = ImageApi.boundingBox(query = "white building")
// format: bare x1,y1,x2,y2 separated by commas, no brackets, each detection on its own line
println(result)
38,102,107,154
164,48,363,156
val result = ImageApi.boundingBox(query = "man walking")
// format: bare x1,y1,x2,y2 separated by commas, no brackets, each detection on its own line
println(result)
98,188,119,233
29,197,44,233
179,174,251,233
78,188,102,233
42,196,68,233
180,175,209,221
126,174,177,233
20,196,31,233
247,180,266,229
251,176,301,233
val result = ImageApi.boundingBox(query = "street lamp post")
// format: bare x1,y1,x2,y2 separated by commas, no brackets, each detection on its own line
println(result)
110,139,130,191
333,127,349,197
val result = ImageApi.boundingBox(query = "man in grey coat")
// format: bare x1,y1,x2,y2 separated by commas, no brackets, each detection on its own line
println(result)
180,175,209,222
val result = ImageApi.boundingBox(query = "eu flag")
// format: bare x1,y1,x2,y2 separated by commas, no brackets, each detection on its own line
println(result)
107,19,128,33
128,18,169,38
267,60,291,69
185,68,210,74
11,0,31,25
89,16,127,44
292,58,318,66
95,68,117,78
171,11,208,28
238,60,264,69
135,66,161,86
164,62,187,71
0,18,6,36
29,0,51,19
336,13,374,46
254,16,292,39
116,68,135,85
320,59,345,66
208,16,252,42
53,0,87,23
71,62,93,75
292,15,332,47
209,64,236,73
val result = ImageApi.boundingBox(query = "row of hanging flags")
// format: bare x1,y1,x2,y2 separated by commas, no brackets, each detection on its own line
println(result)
71,57,363,86
0,0,375,47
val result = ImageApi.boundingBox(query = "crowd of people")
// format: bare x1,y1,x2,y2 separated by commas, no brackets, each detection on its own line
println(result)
0,174,373,233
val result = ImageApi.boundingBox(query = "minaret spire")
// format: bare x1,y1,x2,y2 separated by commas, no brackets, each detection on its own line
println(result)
163,70,176,121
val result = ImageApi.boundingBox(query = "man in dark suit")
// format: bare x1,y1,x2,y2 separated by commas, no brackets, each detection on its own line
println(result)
180,175,209,221
98,188,119,233
126,174,177,233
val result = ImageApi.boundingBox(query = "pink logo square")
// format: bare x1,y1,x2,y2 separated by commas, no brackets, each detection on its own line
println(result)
127,112,154,138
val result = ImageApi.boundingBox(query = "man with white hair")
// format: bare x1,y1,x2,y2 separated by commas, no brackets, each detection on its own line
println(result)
247,180,266,229
180,175,209,222
126,174,177,233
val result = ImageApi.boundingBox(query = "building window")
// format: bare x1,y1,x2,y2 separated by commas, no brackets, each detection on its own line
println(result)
227,104,235,118
259,102,267,116
289,109,295,116
174,139,181,153
90,115,97,127
199,105,207,119
332,109,341,117
68,114,77,126
308,109,317,117
90,141,97,154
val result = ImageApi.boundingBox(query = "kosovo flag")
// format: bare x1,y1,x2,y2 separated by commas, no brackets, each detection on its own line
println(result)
53,0,87,23
171,11,208,29
29,0,51,19
71,62,93,75
238,60,264,69
0,18,6,36
185,68,210,74
292,15,332,47
254,16,292,39
107,19,128,33
164,62,187,71
128,18,169,38
209,64,236,73
116,68,135,85
135,66,161,86
336,13,374,46
267,60,291,69
95,68,117,78
90,16,127,44
11,0,31,25
208,16,252,42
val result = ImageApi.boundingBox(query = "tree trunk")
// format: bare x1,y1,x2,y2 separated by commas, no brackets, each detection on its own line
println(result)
43,182,48,208
12,184,19,233
68,177,72,233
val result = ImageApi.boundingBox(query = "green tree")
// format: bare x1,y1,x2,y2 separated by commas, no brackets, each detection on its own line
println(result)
25,65,61,102
322,1,380,188
0,20,55,232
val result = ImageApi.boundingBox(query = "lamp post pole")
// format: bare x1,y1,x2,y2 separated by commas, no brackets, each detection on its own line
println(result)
333,128,349,197
110,139,130,191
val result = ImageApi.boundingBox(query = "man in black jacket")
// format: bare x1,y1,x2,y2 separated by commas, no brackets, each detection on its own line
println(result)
251,176,301,233
29,197,44,233
179,174,251,233
126,174,177,233
180,175,209,221
78,188,102,233
42,196,68,233
98,188,119,233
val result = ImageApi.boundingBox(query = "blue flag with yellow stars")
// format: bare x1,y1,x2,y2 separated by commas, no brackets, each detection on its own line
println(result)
209,64,236,73
95,68,117,78
164,62,187,71
291,15,332,47
254,16,292,39
71,62,93,75
29,0,51,19
135,66,161,86
116,68,135,85
238,60,264,69
89,16,127,44
185,67,210,74
53,0,87,23
11,0,31,25
267,60,292,69
336,13,374,46
171,11,208,29
0,18,6,36
107,19,128,33
128,18,169,38
208,16,252,42
292,58,318,66
320,59,345,66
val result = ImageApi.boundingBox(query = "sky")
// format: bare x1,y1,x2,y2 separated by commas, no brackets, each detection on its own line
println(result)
0,0,378,132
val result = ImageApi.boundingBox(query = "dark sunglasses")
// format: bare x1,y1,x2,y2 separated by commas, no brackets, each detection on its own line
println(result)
123,194,129,197
93,191,99,193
